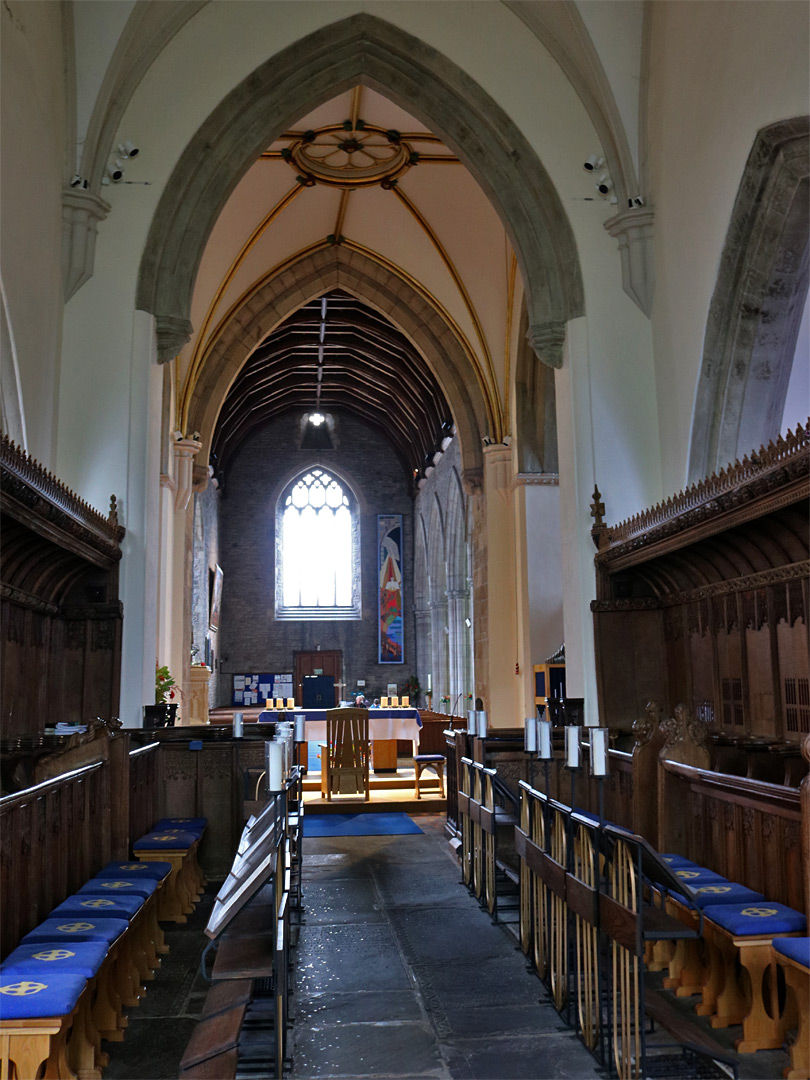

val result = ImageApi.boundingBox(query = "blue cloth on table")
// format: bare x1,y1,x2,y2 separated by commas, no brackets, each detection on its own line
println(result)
133,830,197,850
153,817,206,833
21,919,129,945
704,902,807,936
258,708,423,728
670,882,764,908
772,936,810,969
0,971,88,1019
77,877,158,899
96,861,172,879
2,941,108,980
660,854,699,868
49,893,143,920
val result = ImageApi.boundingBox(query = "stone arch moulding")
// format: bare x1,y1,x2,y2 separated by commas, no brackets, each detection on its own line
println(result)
189,245,488,480
689,117,810,483
136,12,583,372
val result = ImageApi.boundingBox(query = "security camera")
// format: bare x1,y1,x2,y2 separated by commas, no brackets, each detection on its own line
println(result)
118,141,139,159
628,195,645,208
583,155,604,172
107,160,124,182
596,174,612,195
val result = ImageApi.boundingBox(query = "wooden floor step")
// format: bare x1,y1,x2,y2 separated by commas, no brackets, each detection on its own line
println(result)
200,979,253,1020
645,988,736,1064
179,1005,246,1070
212,935,274,981
179,1048,238,1079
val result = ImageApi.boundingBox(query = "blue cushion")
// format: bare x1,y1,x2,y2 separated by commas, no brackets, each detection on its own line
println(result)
154,817,206,833
670,882,765,908
133,830,197,850
415,755,445,762
96,861,172,880
1,941,108,980
21,919,129,945
670,867,727,885
660,854,699,868
772,936,810,969
49,894,143,920
0,972,87,1018
78,877,158,899
704,902,808,937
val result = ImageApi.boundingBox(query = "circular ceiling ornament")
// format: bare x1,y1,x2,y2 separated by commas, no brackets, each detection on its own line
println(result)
282,121,417,189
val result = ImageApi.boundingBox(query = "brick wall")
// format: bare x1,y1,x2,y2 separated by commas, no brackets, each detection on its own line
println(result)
217,411,416,705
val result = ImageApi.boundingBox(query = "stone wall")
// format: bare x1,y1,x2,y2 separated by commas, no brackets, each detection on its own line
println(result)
217,411,416,705
191,481,222,708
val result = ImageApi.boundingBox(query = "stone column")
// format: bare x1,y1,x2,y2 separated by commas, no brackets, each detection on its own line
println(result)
481,444,518,727
413,606,432,707
446,586,469,715
429,597,449,710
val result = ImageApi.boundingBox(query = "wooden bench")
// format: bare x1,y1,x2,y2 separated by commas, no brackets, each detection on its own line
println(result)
771,937,809,1079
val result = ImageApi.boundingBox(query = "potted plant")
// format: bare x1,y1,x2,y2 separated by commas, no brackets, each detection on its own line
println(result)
144,664,181,728
402,675,421,706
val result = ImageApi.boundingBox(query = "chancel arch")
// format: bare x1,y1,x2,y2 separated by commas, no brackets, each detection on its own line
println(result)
689,117,810,481
136,12,583,371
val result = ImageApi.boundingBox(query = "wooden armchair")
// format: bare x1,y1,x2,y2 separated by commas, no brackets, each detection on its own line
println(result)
320,709,370,800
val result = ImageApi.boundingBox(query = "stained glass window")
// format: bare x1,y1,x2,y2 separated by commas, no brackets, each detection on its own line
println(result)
277,469,360,618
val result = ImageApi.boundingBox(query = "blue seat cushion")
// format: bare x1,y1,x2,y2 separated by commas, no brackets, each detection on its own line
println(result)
670,882,765,908
49,893,144,920
415,755,445,763
133,830,197,850
78,877,158,899
0,972,88,1018
660,854,699,868
772,936,810,969
154,817,206,833
670,868,727,885
704,902,808,937
21,919,129,945
1,941,108,980
96,861,172,880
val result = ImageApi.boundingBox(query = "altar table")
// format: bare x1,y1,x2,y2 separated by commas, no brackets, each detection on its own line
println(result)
257,708,421,743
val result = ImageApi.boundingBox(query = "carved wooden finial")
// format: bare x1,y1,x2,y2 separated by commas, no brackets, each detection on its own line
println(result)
590,485,606,526
109,495,119,526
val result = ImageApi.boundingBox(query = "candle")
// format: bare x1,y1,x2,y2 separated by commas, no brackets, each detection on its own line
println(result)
538,718,552,759
381,696,389,707
265,740,283,792
275,697,284,710
232,712,244,738
565,726,581,768
590,727,608,776
524,716,537,753
391,695,399,707
287,698,295,709
402,695,409,708
294,715,306,743
476,710,488,739
467,710,477,734
266,698,272,710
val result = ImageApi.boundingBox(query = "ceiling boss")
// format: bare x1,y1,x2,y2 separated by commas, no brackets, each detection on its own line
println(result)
281,120,418,189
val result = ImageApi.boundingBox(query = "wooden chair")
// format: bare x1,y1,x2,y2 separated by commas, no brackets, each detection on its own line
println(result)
320,709,370,800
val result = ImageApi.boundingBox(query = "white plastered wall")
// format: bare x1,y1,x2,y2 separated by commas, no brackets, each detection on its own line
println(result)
647,0,810,491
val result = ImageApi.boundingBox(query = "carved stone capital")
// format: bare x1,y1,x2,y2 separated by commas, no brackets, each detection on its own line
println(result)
461,467,483,496
603,208,655,317
173,438,202,512
483,443,512,495
526,320,566,369
156,314,194,363
62,189,111,300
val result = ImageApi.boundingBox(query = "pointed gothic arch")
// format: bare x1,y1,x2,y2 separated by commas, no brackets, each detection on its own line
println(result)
189,245,488,480
136,13,583,370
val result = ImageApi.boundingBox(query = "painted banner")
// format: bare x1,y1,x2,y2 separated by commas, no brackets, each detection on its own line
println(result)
378,514,404,664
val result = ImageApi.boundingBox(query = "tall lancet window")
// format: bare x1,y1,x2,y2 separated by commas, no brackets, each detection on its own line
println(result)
276,468,361,619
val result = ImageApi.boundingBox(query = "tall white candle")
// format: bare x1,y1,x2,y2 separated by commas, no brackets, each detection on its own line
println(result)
565,726,581,768
266,740,283,792
590,728,608,776
294,715,306,743
477,711,488,738
467,710,477,734
232,712,243,738
524,716,537,753
538,718,552,759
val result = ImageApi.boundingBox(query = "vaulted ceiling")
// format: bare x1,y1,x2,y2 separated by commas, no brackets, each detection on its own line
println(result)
211,290,452,483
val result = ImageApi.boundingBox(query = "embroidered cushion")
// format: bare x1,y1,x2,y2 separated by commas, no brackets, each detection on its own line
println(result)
670,882,765,908
153,817,206,833
49,894,143,920
133,831,197,850
21,919,128,945
1,941,108,980
772,936,810,968
77,877,158,899
0,972,88,1019
660,854,699,868
96,861,172,879
704,902,807,937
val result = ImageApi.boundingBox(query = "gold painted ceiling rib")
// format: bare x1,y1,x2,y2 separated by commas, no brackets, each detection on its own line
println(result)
179,182,304,430
503,251,517,435
334,189,350,239
342,238,501,440
389,184,501,428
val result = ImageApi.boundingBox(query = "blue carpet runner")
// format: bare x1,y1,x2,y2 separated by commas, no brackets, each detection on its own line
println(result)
303,812,423,837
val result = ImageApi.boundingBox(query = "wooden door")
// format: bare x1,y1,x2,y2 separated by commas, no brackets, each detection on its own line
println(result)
294,651,341,706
